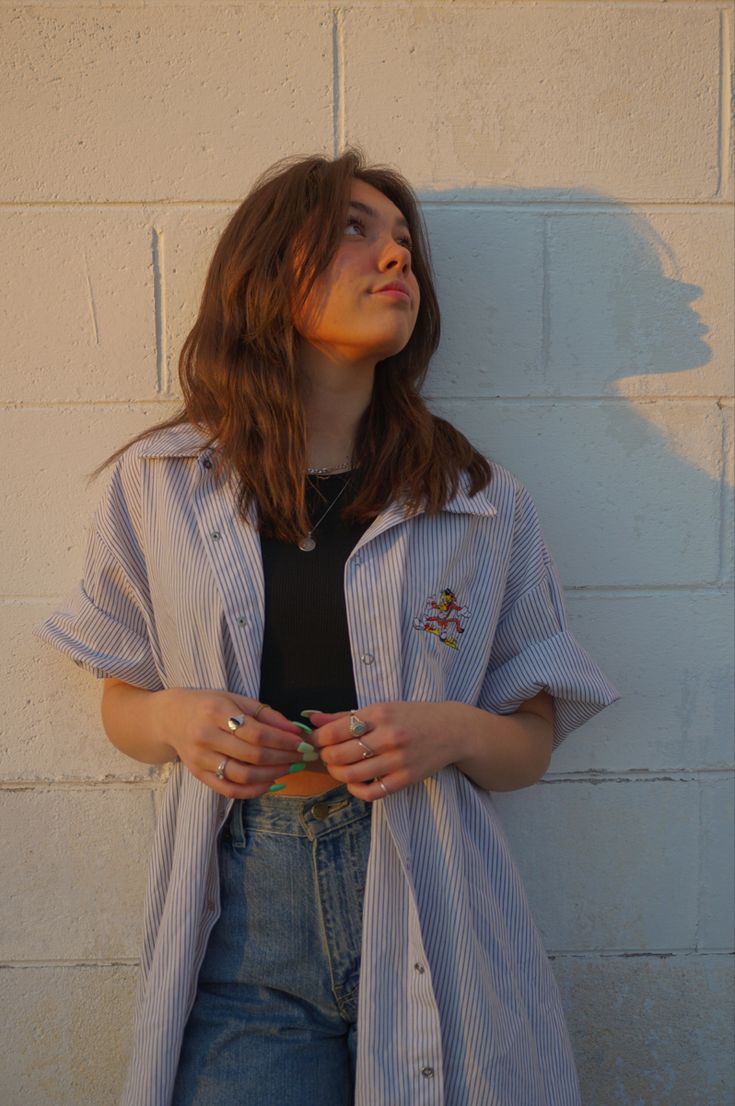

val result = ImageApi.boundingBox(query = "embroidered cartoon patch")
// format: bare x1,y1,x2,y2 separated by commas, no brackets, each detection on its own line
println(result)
413,588,470,650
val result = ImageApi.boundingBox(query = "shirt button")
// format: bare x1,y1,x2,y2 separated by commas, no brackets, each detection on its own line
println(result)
360,653,374,665
210,530,221,541
236,615,248,626
421,1067,434,1078
202,457,212,470
414,963,425,974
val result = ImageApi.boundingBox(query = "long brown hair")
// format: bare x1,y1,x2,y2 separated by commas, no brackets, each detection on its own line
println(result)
98,147,492,540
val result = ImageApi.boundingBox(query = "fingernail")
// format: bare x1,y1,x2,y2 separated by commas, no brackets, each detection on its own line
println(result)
268,783,286,792
288,762,306,774
301,750,320,762
300,709,320,718
292,721,314,734
297,741,315,754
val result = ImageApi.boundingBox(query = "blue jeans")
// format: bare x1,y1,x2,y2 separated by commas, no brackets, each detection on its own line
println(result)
171,784,372,1106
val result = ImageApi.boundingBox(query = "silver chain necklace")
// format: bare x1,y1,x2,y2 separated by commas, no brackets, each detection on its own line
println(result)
298,475,352,552
305,458,353,476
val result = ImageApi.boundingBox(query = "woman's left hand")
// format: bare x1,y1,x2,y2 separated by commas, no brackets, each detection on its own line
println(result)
306,701,464,801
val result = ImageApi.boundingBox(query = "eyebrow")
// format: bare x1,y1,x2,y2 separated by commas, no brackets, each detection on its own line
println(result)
348,199,411,233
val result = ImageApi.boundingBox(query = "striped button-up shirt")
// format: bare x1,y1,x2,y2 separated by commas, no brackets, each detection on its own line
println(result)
36,422,620,1106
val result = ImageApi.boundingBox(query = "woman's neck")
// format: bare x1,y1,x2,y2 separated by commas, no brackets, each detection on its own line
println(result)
300,359,374,472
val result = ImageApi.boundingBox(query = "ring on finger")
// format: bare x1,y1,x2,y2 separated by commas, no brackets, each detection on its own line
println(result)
375,776,388,797
227,714,246,732
357,738,376,759
215,757,229,781
349,713,370,738
251,702,269,721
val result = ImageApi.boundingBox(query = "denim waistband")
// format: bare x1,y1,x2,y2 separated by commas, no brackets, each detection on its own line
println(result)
228,783,373,841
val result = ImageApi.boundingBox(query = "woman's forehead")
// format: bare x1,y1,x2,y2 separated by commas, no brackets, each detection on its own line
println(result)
348,179,408,226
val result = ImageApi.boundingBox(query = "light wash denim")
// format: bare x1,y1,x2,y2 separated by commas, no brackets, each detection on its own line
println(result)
171,783,372,1106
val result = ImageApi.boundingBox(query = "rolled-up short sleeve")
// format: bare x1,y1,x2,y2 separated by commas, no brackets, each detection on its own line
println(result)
479,483,620,748
34,457,164,692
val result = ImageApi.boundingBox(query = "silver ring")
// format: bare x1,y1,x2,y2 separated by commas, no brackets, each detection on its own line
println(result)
349,713,369,738
215,757,229,781
375,777,388,797
357,738,376,759
227,714,246,732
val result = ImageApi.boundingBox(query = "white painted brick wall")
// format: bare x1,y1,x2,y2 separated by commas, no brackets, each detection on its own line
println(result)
2,2,733,1103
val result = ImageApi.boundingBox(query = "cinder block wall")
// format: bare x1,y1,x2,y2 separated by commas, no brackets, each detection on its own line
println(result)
2,3,733,1104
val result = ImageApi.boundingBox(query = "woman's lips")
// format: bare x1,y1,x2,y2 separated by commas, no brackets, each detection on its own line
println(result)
374,288,410,301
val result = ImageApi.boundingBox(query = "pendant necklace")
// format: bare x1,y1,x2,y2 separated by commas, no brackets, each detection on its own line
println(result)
298,474,352,552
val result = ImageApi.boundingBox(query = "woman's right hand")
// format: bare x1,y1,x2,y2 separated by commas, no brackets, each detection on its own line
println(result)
102,681,312,799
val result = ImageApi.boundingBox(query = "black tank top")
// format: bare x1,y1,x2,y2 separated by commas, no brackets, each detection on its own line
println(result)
258,471,373,721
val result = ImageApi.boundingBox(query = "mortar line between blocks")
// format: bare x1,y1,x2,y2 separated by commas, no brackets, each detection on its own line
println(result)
2,769,732,791
0,958,140,970
540,769,735,784
718,8,733,200
0,780,163,791
9,584,733,604
7,395,732,412
718,400,727,582
152,226,167,394
540,215,550,386
545,947,734,959
1,199,732,211
695,773,705,952
332,7,346,155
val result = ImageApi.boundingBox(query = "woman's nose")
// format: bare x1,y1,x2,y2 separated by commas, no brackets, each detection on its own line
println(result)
378,238,412,271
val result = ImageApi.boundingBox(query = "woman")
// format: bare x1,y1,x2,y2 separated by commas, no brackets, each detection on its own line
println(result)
36,149,620,1106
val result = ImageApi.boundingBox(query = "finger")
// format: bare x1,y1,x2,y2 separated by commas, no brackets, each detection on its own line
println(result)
201,773,280,801
227,696,303,734
303,710,350,727
323,751,400,787
309,712,371,749
221,716,310,756
207,753,295,787
319,735,381,767
346,772,405,803
196,729,300,767
233,732,313,766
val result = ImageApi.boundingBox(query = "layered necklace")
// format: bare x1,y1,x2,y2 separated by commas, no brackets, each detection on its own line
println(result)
298,464,354,552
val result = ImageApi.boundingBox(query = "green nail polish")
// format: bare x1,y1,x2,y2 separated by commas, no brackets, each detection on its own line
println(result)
300,709,320,718
301,750,320,762
292,720,314,734
297,740,315,754
288,762,307,774
268,783,286,792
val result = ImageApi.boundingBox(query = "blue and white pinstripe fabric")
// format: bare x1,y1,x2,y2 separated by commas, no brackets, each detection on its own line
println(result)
36,422,620,1106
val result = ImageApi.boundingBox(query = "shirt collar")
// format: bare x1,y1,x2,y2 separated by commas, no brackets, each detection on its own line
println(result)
137,422,214,458
138,423,497,518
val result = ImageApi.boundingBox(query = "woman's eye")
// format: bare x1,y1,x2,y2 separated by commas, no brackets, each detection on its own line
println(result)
344,217,413,252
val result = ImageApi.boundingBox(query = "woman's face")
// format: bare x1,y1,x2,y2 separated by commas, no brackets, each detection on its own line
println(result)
293,179,421,368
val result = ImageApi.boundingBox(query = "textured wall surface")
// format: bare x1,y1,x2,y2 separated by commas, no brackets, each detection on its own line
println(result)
1,2,733,1104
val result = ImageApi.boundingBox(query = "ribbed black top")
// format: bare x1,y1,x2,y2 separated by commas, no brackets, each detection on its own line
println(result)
258,472,373,723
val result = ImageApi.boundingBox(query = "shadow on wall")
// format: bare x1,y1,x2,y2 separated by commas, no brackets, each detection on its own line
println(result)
411,187,729,593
